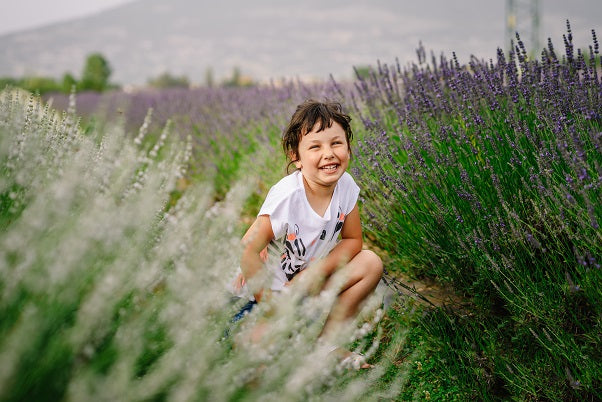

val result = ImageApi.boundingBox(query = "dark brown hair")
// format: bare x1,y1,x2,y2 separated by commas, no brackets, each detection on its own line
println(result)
282,99,353,173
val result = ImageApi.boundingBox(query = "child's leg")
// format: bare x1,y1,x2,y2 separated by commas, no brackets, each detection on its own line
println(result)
321,250,383,339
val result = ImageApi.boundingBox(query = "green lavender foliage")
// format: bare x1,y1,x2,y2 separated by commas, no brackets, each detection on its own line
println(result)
349,26,602,400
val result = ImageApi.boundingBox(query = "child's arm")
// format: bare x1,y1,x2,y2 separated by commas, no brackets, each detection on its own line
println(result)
240,215,274,302
318,203,363,276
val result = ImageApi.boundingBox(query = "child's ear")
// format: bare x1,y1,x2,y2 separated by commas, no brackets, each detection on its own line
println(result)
289,152,301,169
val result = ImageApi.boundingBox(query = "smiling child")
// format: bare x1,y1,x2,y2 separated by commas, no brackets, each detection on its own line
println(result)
234,99,383,365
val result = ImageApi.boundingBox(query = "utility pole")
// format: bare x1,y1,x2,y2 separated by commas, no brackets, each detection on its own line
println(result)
505,0,541,57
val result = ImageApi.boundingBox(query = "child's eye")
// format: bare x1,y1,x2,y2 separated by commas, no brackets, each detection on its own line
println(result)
309,145,319,149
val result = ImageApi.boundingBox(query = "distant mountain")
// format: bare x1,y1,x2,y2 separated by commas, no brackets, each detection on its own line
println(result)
0,0,554,86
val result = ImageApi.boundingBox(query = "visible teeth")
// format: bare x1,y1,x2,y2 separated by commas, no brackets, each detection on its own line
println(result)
322,165,337,171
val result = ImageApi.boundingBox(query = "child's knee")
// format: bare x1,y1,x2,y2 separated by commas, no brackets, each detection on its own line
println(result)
360,249,383,279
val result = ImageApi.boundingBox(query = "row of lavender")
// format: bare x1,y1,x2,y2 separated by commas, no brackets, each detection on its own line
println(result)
45,82,343,201
347,24,601,399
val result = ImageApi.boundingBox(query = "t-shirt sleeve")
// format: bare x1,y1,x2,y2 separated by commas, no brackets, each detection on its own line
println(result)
257,186,290,240
341,172,360,214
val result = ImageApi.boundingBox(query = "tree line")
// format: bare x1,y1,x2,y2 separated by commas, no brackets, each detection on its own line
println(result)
1,53,113,95
1,52,258,95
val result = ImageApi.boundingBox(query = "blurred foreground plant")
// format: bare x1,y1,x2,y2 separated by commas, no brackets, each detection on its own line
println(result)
0,90,409,401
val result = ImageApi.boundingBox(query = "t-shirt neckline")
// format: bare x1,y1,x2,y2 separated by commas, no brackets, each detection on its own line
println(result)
296,170,337,220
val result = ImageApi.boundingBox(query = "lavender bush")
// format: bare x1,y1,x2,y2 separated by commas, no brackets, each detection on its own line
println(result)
347,22,601,399
0,90,409,401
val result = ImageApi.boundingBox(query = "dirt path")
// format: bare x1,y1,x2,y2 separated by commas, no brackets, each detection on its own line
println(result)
381,271,468,310
366,240,469,312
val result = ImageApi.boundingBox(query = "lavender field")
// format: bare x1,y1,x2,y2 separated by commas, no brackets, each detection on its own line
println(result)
348,25,601,399
2,23,601,400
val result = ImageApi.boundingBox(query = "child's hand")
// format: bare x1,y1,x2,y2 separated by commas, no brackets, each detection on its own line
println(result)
284,269,305,287
286,267,327,295
259,246,268,262
233,273,266,303
232,273,245,292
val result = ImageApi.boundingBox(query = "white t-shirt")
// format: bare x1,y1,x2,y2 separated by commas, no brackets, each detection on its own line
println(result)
258,170,360,291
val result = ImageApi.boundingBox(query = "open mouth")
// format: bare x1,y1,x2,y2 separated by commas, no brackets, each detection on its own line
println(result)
319,164,339,172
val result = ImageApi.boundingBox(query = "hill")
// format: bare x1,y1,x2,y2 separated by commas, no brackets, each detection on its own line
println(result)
0,0,507,85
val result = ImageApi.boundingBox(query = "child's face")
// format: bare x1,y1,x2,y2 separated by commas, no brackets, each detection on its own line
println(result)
294,121,350,189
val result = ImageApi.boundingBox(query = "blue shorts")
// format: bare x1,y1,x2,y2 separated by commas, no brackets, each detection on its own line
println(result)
231,299,257,323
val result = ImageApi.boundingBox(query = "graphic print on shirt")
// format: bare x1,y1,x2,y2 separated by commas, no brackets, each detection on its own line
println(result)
281,224,306,280
330,206,346,240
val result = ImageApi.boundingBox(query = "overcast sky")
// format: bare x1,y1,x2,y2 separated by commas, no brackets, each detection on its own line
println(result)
1,1,601,36
1,0,599,41
0,0,600,84
0,0,136,35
